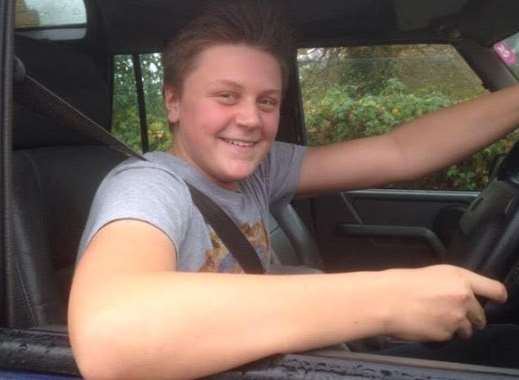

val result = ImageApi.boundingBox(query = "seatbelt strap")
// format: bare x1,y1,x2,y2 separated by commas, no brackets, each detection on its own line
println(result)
186,183,265,274
15,63,264,274
14,68,144,160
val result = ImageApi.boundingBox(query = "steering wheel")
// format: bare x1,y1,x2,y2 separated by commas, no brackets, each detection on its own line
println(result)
446,140,519,321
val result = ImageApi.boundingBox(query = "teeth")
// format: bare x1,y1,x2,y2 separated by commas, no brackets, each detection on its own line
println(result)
222,138,255,147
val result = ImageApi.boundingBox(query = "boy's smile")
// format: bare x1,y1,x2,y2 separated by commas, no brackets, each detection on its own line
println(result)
165,44,282,190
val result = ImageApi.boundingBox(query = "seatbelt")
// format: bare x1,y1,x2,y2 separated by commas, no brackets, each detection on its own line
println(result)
186,184,265,274
13,58,143,160
14,58,264,274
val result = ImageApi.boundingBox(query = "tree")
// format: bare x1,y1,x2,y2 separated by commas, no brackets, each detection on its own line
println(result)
299,45,517,190
112,54,171,152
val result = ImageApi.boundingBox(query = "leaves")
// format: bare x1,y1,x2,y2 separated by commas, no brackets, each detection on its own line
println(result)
299,45,518,191
112,54,171,153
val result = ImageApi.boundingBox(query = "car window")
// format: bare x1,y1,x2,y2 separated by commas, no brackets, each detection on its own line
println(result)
112,53,170,153
15,0,86,28
495,32,519,79
298,44,518,191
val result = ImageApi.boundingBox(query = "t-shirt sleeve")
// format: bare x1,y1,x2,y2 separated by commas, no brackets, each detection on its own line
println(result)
264,141,306,208
77,161,192,262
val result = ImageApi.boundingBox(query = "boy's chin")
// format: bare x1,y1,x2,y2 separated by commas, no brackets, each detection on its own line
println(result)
218,163,258,182
220,170,254,183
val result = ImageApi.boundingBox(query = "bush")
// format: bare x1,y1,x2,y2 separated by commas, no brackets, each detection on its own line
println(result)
304,78,517,190
112,54,171,153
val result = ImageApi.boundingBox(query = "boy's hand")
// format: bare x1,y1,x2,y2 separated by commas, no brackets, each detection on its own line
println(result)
381,265,507,342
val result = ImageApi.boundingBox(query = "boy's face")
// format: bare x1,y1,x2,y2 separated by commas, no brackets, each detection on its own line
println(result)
165,44,282,190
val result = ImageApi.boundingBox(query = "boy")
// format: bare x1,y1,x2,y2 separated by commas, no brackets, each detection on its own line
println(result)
69,2,518,379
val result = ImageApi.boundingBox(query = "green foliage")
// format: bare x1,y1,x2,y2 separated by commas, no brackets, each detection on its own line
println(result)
112,55,140,151
305,79,452,146
112,54,171,153
300,45,518,191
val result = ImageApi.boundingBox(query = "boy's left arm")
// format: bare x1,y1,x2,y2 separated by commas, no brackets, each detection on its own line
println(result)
297,84,519,196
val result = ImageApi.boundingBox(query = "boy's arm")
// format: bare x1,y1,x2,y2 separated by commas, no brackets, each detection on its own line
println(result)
297,84,519,196
69,220,506,380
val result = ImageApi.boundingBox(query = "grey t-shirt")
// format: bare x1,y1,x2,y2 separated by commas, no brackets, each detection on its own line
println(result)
78,141,306,273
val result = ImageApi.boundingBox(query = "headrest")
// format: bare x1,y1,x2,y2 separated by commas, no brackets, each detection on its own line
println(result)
14,35,111,149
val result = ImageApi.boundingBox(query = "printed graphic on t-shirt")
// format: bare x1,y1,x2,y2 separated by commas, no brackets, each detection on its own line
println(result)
200,222,270,273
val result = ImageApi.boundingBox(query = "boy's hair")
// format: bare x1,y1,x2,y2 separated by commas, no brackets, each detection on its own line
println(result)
162,0,295,95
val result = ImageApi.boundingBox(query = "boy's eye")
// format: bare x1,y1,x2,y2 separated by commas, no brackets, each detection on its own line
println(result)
258,97,279,111
216,92,238,104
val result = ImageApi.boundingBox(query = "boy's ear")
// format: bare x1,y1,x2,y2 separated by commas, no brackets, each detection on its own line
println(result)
164,85,180,124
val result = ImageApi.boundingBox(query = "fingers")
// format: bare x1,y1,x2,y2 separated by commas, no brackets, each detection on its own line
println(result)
460,268,508,304
466,294,486,330
456,318,473,340
447,296,483,341
455,296,484,340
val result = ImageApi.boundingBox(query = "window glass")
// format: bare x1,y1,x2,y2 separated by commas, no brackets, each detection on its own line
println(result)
112,54,171,153
141,53,170,152
15,0,86,29
298,45,518,191
495,32,519,79
112,55,140,152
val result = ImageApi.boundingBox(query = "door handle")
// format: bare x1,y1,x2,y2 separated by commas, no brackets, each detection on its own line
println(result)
336,223,446,261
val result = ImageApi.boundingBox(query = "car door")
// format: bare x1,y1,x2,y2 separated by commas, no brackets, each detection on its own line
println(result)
295,43,517,273
309,189,476,272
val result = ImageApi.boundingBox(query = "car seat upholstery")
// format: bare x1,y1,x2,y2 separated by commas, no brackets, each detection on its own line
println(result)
270,205,322,268
10,147,126,327
13,36,110,149
8,35,321,329
9,35,126,328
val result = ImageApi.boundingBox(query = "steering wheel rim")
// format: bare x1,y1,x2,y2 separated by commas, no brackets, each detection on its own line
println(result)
446,140,519,321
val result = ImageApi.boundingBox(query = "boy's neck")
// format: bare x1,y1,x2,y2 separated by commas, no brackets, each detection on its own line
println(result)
167,146,241,192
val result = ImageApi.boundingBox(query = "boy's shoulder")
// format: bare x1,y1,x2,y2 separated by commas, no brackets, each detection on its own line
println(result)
98,151,190,199
104,151,186,183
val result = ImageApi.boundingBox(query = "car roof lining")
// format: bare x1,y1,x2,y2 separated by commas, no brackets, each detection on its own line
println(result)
89,0,519,53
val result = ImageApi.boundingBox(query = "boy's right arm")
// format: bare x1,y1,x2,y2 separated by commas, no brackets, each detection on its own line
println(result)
68,219,507,380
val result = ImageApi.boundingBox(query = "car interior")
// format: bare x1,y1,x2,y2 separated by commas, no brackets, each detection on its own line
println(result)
3,0,519,378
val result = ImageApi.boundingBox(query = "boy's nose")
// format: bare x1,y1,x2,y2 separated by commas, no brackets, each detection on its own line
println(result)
235,101,261,129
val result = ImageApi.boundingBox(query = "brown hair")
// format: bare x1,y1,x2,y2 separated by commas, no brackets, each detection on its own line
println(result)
161,0,295,95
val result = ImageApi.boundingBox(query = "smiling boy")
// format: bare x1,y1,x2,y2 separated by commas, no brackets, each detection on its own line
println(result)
167,44,281,190
69,2,519,379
